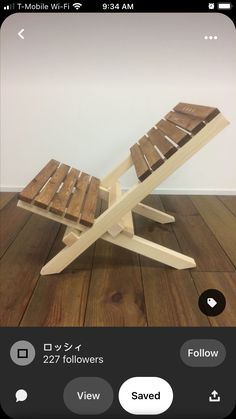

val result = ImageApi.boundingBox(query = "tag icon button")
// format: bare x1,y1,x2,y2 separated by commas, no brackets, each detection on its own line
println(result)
207,298,217,308
198,289,226,316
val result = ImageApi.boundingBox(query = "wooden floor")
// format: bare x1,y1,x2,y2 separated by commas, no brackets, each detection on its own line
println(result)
0,192,236,327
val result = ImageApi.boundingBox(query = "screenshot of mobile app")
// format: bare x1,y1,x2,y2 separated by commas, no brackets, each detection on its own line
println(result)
0,1,235,418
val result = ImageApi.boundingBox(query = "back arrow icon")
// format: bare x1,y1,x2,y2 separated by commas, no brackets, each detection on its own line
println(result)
18,29,24,39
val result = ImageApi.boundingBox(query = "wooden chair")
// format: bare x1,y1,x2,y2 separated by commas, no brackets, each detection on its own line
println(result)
17,103,229,275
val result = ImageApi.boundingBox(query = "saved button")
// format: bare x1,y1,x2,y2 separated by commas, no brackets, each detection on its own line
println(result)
119,377,173,415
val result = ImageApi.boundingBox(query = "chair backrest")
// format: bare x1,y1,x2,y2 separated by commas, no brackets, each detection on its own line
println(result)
130,103,220,181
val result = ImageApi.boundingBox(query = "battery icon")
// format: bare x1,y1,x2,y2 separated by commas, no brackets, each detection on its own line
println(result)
217,3,232,9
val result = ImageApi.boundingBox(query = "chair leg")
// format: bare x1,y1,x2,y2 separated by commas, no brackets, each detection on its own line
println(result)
40,238,86,275
42,228,195,275
105,233,196,269
69,230,195,269
133,203,175,224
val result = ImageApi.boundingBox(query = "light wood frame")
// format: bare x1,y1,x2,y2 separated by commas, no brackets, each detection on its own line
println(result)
17,113,229,275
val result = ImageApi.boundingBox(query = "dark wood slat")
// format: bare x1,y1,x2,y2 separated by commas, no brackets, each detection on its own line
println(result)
34,163,70,209
80,177,100,227
174,103,220,122
147,128,177,158
0,215,59,326
138,136,163,170
130,143,152,181
65,172,90,221
0,195,31,258
19,159,60,203
134,195,209,326
156,119,191,146
49,168,80,216
0,192,15,210
165,111,205,134
192,272,236,326
191,196,236,267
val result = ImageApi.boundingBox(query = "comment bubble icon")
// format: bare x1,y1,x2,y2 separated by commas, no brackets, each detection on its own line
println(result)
15,389,28,403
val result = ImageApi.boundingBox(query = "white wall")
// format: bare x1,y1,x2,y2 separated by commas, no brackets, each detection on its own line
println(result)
1,13,236,193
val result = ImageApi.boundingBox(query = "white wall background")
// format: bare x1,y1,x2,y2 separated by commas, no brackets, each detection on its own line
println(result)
1,13,236,193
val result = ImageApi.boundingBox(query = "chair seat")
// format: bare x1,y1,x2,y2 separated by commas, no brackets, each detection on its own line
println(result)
19,160,100,227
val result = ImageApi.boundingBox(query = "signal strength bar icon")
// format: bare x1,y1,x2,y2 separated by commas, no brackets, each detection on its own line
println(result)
73,3,82,10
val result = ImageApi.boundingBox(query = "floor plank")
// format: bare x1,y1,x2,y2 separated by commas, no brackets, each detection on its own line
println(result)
0,215,60,326
84,239,147,327
142,270,210,326
0,192,15,210
218,196,236,217
0,195,31,258
191,196,236,268
192,272,236,326
162,197,234,272
161,195,198,216
21,226,94,326
134,196,208,326
174,214,234,272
